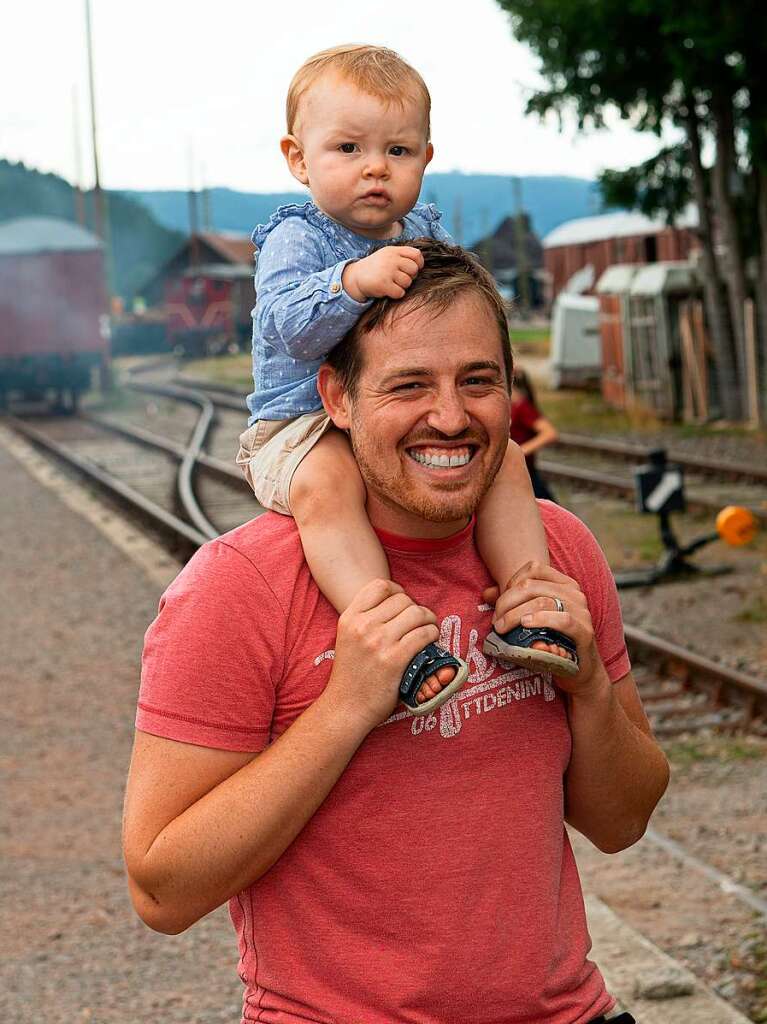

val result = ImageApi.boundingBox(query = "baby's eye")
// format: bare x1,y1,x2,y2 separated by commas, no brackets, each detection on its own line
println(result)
389,145,409,157
338,143,358,154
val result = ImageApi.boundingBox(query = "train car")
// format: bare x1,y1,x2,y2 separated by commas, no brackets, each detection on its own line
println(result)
0,216,109,409
164,264,254,358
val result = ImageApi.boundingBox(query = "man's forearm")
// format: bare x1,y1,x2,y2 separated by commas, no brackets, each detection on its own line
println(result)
127,694,371,934
564,671,669,853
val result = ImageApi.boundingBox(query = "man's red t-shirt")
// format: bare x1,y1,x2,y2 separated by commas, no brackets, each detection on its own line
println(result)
137,502,630,1024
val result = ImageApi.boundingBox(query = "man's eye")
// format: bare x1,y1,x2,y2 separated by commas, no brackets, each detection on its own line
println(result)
393,381,423,392
339,143,357,154
389,145,409,157
464,377,495,387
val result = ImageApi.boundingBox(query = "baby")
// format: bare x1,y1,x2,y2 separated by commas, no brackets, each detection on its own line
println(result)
237,44,577,717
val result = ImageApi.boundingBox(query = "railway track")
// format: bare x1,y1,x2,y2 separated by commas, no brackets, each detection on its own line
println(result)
178,373,767,519
555,431,767,484
5,382,259,554
542,433,767,520
6,379,767,742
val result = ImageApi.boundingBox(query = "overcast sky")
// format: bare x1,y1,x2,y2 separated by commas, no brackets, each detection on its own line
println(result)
3,0,674,193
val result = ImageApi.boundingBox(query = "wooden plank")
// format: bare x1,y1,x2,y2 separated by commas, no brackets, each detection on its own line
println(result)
691,301,710,420
744,298,762,427
679,302,696,422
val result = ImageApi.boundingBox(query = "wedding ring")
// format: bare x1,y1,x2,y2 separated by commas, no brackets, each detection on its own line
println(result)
553,597,565,613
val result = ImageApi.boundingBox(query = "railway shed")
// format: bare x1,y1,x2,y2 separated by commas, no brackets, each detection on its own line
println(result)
543,209,699,303
0,216,109,408
596,260,707,420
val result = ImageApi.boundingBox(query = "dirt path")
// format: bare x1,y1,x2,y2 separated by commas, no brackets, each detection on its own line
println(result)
574,735,767,1022
0,439,242,1024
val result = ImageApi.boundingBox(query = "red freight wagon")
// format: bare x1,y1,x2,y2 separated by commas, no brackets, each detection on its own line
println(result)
0,217,109,408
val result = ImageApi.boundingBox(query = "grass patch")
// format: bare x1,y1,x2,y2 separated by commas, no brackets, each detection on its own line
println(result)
564,501,666,568
183,353,252,393
83,383,141,414
735,594,767,624
535,380,767,445
665,736,767,766
637,533,664,562
664,741,710,767
510,327,550,356
536,386,665,435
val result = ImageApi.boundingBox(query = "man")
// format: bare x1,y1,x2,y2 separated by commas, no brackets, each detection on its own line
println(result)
124,242,669,1024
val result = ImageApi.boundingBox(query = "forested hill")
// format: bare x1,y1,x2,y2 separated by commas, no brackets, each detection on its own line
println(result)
124,172,602,244
0,159,183,298
1,160,602,298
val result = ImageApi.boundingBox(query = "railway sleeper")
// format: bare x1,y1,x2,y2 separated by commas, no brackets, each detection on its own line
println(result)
636,684,688,702
645,694,710,717
651,707,749,736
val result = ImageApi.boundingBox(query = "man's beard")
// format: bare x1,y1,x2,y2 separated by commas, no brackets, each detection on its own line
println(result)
348,422,506,524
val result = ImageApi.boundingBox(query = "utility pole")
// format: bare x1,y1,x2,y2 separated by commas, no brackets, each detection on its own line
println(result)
452,195,463,246
188,141,200,267
200,162,212,232
84,0,113,293
512,177,530,318
480,207,493,271
71,85,86,227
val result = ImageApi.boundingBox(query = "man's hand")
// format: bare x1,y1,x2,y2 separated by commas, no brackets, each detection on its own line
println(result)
342,246,424,302
482,561,603,695
323,579,439,728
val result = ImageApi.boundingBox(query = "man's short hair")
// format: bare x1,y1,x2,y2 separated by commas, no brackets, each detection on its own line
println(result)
286,44,431,138
325,239,514,396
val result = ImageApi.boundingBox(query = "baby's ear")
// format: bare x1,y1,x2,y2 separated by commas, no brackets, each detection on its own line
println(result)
280,135,309,185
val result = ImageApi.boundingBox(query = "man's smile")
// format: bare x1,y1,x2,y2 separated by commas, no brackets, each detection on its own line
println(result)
406,444,477,470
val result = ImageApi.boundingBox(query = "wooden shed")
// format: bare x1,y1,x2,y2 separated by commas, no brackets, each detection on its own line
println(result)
625,261,702,419
543,210,699,303
595,260,704,419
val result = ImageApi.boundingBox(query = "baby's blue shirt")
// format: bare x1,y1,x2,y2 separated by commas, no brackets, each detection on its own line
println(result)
246,200,452,423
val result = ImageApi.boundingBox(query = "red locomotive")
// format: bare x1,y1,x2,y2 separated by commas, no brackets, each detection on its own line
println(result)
164,264,253,357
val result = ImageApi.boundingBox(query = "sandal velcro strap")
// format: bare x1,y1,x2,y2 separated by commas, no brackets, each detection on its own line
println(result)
399,643,462,703
504,626,578,659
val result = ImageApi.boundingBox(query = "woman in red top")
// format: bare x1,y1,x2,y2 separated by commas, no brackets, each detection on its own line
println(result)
510,367,559,502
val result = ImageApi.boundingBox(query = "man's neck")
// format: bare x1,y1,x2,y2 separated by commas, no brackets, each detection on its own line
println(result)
366,495,471,541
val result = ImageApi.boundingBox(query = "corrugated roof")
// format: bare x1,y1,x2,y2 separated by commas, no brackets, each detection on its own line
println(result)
543,207,698,249
0,217,102,256
200,232,255,265
595,264,642,294
629,261,699,296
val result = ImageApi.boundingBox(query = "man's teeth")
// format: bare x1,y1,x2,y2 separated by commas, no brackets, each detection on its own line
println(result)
410,448,472,468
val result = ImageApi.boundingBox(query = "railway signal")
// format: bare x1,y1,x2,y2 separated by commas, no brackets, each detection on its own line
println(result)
615,448,758,589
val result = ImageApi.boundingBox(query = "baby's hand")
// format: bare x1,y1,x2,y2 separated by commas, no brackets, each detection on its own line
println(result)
342,246,424,302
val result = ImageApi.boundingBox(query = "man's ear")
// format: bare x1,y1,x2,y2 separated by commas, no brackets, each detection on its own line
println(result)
424,141,434,167
317,364,352,430
280,134,309,186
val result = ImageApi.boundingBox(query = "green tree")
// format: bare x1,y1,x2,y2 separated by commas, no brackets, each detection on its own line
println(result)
496,0,767,420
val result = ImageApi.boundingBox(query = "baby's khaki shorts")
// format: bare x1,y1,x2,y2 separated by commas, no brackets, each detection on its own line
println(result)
236,410,333,516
